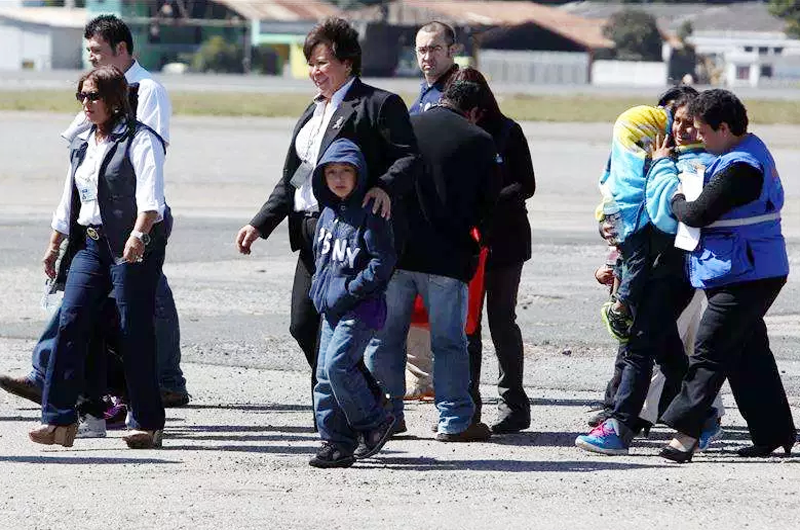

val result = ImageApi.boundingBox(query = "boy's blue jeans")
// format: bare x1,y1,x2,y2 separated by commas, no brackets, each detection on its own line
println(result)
365,269,475,435
314,315,386,452
28,274,186,394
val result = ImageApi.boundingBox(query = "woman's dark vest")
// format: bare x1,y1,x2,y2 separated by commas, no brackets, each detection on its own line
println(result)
57,121,165,282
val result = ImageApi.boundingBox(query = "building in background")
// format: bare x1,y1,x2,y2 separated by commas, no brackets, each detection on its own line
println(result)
349,0,613,83
562,1,800,87
84,0,338,77
0,4,85,71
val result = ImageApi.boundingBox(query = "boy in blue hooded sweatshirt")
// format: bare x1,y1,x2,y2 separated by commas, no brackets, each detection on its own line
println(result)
307,138,398,468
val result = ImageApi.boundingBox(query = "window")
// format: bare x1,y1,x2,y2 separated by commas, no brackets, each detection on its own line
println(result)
744,46,753,52
758,46,769,55
760,65,773,78
774,47,784,55
736,65,750,80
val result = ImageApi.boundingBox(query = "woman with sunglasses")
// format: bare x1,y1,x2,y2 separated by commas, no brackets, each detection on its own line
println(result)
29,65,167,449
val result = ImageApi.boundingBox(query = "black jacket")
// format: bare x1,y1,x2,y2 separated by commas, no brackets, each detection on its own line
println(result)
483,117,535,267
249,78,419,253
400,105,500,283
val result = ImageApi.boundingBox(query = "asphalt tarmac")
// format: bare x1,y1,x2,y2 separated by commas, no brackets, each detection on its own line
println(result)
0,112,798,529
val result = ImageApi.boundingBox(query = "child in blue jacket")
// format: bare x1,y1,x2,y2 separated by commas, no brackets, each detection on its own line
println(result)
307,138,398,468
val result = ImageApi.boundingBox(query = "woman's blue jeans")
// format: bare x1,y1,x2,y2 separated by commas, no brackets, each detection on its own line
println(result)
41,233,165,430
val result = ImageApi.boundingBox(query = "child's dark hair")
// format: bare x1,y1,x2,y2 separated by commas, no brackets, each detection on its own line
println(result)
442,81,482,114
688,89,748,135
658,85,698,112
85,15,134,55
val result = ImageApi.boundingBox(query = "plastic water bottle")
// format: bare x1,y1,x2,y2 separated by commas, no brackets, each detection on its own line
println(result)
40,278,63,314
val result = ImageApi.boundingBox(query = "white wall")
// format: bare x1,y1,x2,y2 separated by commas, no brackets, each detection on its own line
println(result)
479,50,590,84
0,22,52,70
591,60,667,87
0,24,22,70
51,26,82,69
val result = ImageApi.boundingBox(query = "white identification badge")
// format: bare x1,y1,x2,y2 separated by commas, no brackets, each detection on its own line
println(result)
674,165,704,252
77,182,97,202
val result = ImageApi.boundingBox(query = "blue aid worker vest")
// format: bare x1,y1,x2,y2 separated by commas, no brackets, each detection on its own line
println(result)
689,133,789,289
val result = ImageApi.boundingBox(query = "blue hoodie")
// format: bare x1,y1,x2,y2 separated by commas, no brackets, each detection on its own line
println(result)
309,139,397,327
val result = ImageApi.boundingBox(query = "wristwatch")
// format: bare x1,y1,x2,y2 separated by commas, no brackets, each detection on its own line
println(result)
130,230,151,246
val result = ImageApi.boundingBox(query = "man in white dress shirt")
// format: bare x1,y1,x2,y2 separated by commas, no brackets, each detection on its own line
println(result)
0,15,189,412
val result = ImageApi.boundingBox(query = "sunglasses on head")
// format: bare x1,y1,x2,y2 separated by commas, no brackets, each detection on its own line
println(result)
75,91,102,103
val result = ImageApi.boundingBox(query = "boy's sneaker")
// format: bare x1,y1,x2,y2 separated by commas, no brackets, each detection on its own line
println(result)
76,414,107,439
601,301,632,343
698,420,724,452
575,418,630,455
436,421,492,442
354,414,397,459
308,442,355,469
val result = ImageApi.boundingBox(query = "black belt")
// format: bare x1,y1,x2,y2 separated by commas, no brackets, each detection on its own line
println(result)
302,211,320,219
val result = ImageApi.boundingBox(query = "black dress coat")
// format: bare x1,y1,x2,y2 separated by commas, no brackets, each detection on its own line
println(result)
483,117,536,268
249,78,420,253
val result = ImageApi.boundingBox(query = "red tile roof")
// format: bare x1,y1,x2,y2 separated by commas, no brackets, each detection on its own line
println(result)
214,0,340,21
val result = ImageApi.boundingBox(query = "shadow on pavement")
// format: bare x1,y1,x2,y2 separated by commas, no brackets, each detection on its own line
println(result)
358,456,671,472
183,403,312,413
172,424,315,434
0,455,180,465
161,444,316,454
0,415,37,422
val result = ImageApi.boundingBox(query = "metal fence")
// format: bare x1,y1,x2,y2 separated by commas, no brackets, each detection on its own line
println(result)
477,49,590,85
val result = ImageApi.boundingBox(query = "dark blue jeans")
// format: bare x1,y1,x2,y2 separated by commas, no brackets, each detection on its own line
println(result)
314,315,387,451
29,273,185,394
615,226,650,315
611,243,694,438
41,233,165,430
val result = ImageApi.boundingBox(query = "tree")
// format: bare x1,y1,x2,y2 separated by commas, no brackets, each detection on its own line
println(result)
603,9,663,62
770,0,800,38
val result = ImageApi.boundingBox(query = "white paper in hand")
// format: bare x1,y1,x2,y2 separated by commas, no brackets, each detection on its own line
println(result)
674,164,705,251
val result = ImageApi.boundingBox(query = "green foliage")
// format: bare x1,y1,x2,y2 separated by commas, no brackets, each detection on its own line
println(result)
191,36,244,74
603,9,663,62
770,0,800,38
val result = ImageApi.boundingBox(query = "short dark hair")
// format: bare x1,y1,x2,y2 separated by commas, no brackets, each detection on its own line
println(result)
657,85,698,109
85,14,134,55
442,81,482,114
417,21,456,46
688,89,748,135
77,65,132,134
304,17,361,77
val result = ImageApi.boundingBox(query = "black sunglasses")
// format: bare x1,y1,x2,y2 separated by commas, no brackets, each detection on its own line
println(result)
75,91,102,103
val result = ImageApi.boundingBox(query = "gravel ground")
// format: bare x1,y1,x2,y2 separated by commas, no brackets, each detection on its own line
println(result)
0,113,798,529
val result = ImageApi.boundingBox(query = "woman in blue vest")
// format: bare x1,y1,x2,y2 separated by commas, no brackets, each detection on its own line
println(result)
29,65,167,449
653,89,796,462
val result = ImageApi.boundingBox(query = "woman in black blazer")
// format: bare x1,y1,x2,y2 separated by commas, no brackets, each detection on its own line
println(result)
235,18,419,413
452,68,536,434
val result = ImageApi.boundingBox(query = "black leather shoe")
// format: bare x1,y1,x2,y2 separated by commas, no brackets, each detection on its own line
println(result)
491,415,531,434
737,441,794,457
660,439,698,463
0,374,42,404
436,421,492,442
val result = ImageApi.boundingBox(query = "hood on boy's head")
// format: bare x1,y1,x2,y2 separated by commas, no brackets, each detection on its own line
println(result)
613,105,672,156
313,138,368,208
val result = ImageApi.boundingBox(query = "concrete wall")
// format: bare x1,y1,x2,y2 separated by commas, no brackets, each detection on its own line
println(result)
591,60,667,87
51,26,82,69
478,50,590,84
0,22,52,70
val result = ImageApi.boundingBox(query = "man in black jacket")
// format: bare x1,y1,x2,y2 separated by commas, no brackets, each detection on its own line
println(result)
365,81,500,441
